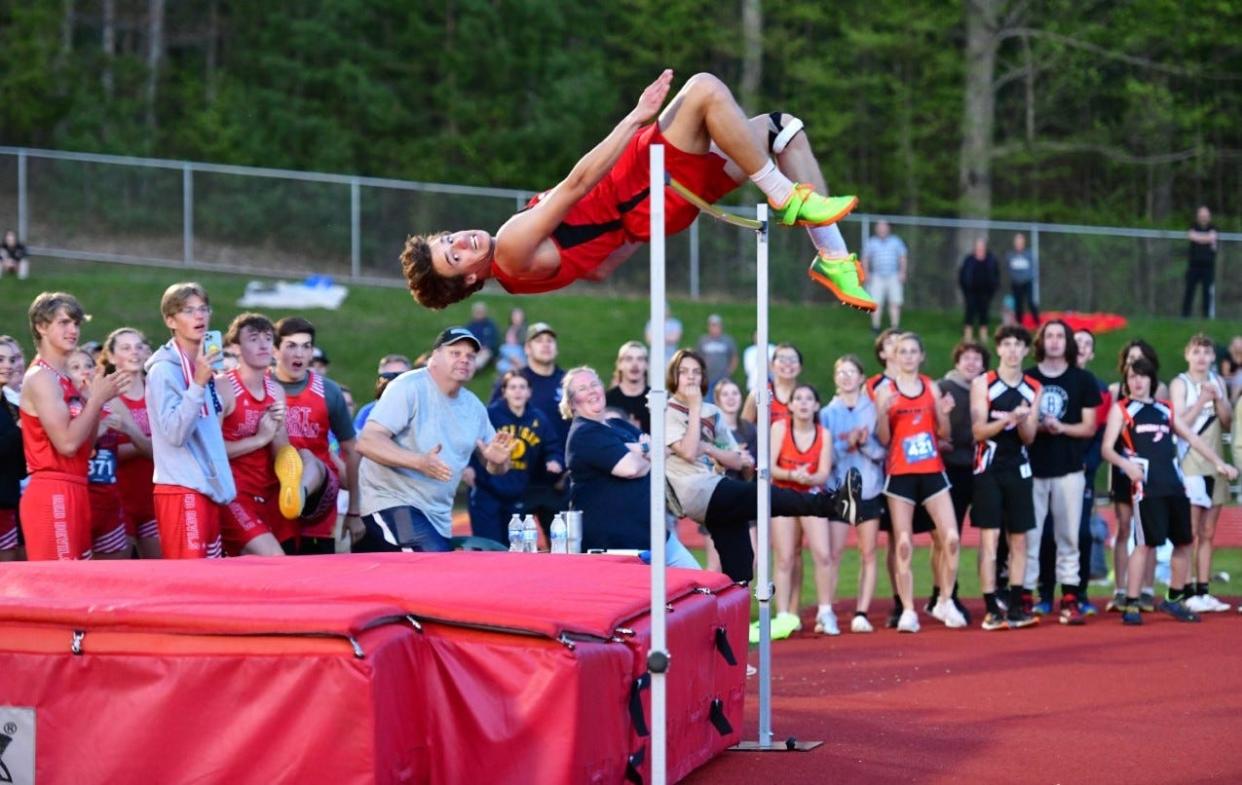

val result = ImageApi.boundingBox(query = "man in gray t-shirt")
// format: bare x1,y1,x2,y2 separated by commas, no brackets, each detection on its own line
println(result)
356,327,513,551
861,220,908,333
1005,232,1039,324
694,314,738,401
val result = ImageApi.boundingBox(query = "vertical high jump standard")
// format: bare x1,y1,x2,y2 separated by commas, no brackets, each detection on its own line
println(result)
648,145,819,785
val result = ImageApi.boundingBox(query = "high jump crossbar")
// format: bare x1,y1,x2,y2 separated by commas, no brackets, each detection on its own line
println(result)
649,147,779,785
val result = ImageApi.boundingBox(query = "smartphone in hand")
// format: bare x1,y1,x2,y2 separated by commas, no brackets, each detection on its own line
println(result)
203,329,225,371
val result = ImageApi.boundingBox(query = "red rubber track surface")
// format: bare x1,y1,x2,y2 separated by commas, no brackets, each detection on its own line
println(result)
683,599,1242,785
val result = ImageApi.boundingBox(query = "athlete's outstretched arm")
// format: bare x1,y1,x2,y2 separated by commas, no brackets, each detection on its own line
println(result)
494,70,673,272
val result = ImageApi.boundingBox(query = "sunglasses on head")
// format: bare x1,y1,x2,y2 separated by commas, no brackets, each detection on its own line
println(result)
378,371,402,381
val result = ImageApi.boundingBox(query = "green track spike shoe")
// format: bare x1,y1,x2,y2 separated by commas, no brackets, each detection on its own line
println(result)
773,184,858,227
808,253,876,312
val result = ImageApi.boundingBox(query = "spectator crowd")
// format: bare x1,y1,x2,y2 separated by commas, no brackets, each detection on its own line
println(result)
4,271,1242,639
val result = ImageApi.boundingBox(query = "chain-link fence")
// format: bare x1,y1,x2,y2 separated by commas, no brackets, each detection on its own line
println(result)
1,146,1237,317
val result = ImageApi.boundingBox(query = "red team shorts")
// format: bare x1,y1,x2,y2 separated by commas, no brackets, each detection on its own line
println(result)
89,483,131,555
21,472,92,560
221,491,286,556
154,484,225,559
0,507,18,551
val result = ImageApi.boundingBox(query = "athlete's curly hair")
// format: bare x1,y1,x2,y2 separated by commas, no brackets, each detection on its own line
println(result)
400,233,485,310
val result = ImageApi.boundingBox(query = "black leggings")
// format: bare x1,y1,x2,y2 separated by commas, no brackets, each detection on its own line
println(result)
703,478,834,583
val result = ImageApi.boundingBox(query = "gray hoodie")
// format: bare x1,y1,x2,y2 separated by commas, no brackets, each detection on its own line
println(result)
145,341,236,504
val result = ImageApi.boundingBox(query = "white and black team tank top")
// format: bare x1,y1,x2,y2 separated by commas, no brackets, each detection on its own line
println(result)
1118,398,1184,500
974,370,1040,474
1175,372,1226,474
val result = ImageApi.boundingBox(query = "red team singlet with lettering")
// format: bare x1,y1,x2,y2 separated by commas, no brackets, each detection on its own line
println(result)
773,421,825,492
115,393,157,540
491,124,739,294
283,371,339,538
220,370,289,549
20,359,93,560
885,375,944,476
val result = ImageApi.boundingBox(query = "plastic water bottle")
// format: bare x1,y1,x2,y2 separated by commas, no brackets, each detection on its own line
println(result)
550,513,568,554
507,514,523,552
522,514,539,553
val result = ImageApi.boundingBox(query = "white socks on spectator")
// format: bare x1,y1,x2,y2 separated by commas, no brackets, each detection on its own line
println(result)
749,160,795,208
809,223,849,258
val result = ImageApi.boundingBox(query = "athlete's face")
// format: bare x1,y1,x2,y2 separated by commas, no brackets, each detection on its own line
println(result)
38,308,81,354
1074,331,1094,366
165,296,211,344
881,334,899,366
1186,343,1214,373
502,376,531,410
772,349,801,381
567,371,606,419
1040,325,1067,360
896,338,923,374
429,231,495,284
527,333,558,365
277,332,314,381
66,350,93,391
955,349,985,380
833,361,864,395
789,386,818,421
715,381,742,415
1230,337,1242,362
618,347,648,383
0,342,19,386
7,344,25,391
673,357,703,396
1126,368,1152,399
109,331,146,374
996,338,1028,369
238,326,275,371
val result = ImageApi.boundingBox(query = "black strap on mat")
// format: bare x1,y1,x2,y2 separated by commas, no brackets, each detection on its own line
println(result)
629,673,651,737
714,626,737,666
625,746,646,785
709,698,733,736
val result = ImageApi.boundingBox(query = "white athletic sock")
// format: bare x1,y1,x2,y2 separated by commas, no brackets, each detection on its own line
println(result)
818,604,833,615
808,223,849,257
749,160,795,208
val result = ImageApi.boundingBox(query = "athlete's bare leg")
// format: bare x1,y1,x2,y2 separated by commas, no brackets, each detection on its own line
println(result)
855,518,879,615
242,531,285,557
1192,503,1222,586
657,73,768,173
887,500,917,611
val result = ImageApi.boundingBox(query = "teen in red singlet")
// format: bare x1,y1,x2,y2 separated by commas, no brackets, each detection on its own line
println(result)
216,313,295,556
103,328,161,558
875,332,964,632
742,343,800,425
401,70,872,312
65,348,131,560
272,317,362,554
18,292,130,560
770,384,843,636
741,342,804,623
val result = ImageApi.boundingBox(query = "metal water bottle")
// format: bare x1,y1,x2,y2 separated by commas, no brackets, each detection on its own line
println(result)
521,514,539,553
550,513,568,554
507,514,524,552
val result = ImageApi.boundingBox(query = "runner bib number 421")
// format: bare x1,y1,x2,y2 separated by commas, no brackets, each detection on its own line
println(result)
902,432,937,464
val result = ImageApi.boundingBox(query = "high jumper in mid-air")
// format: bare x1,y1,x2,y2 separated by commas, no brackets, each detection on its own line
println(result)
401,69,875,313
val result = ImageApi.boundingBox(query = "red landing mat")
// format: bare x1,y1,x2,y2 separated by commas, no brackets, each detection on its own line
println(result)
0,553,748,785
